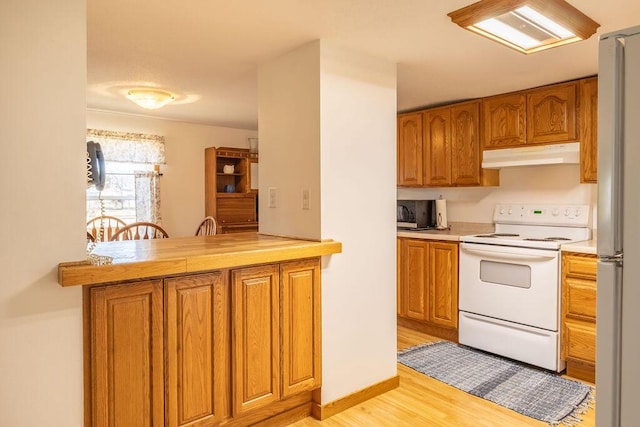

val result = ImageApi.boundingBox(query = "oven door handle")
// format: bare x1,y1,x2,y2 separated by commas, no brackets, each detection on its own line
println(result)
460,244,557,261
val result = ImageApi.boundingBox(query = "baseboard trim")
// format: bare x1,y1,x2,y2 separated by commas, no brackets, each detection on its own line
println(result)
311,375,400,420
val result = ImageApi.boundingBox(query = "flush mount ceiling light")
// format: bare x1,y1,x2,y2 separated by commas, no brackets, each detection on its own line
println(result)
448,0,599,54
125,88,175,109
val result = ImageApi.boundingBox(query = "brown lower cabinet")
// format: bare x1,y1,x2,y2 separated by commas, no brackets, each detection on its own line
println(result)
84,258,321,426
561,252,597,382
88,280,165,427
397,238,459,341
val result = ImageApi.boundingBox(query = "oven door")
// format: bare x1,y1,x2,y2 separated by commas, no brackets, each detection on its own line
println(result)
459,242,560,331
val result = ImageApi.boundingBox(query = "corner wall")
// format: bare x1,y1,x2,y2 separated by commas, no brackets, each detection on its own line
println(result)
257,42,322,239
258,40,398,405
319,42,398,403
0,1,86,425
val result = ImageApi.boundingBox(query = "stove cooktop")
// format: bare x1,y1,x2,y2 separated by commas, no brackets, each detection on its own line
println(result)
462,233,583,250
460,204,592,250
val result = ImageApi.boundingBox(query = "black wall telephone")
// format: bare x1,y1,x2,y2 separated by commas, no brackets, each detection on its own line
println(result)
86,141,105,191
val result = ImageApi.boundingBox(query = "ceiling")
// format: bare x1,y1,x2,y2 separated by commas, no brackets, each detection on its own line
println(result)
88,0,640,130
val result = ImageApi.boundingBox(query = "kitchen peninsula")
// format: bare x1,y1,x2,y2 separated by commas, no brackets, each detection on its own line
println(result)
58,233,341,427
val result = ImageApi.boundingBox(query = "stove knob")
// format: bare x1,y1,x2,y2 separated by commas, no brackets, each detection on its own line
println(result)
575,208,582,217
499,208,505,215
552,208,559,216
565,208,571,216
508,209,513,215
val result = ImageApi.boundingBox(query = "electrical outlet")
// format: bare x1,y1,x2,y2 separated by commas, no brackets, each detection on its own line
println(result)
302,189,310,210
268,187,277,208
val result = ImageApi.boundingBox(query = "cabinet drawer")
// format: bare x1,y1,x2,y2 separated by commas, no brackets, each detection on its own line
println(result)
563,253,597,279
565,321,596,365
219,223,258,234
565,277,596,320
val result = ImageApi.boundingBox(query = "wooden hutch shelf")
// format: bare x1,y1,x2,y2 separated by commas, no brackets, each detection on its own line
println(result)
205,146,259,233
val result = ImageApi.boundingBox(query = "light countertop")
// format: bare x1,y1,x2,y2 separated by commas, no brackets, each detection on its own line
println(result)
397,222,494,242
561,239,597,255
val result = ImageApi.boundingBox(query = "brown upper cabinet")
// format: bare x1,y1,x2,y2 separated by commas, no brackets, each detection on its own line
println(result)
423,106,452,186
398,101,498,188
579,77,598,183
527,82,577,145
483,81,578,149
397,113,423,186
482,92,526,148
451,101,486,186
398,77,597,187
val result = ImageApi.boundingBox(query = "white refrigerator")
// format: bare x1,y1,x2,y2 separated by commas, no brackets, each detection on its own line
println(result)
597,25,640,427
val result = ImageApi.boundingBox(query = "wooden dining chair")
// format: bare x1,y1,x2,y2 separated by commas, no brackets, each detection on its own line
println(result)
86,231,95,243
110,222,170,241
87,216,127,242
195,216,218,236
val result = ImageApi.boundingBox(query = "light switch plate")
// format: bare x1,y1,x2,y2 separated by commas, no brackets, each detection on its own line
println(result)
302,189,310,210
268,187,277,208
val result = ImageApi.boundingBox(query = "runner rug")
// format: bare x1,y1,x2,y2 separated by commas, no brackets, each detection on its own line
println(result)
398,341,594,426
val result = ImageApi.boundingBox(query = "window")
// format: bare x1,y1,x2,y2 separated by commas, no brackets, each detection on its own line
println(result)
86,129,165,225
86,161,155,224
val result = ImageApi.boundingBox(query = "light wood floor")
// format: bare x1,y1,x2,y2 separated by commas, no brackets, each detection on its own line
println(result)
292,326,595,426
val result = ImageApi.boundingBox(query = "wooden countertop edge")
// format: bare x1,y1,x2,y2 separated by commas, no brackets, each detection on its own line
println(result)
58,258,187,287
58,239,342,287
186,240,342,272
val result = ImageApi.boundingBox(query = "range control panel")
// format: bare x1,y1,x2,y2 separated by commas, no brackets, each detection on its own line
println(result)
493,204,590,227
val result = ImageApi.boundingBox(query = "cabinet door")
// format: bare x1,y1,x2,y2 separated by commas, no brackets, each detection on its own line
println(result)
451,101,481,186
216,194,257,223
399,238,429,321
483,93,526,148
580,77,598,183
428,242,459,328
232,265,280,415
397,113,423,186
165,272,229,427
527,82,577,144
280,259,321,398
423,107,452,186
90,280,164,427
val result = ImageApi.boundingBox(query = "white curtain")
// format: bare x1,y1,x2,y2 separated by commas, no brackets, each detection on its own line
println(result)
134,171,161,224
87,129,165,164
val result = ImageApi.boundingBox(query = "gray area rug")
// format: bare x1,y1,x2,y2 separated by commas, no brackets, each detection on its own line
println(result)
398,341,594,426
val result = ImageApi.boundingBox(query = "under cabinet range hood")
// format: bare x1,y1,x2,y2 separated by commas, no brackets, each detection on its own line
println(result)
481,142,580,169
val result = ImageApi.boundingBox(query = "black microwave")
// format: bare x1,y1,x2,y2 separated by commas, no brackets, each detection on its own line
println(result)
397,200,437,230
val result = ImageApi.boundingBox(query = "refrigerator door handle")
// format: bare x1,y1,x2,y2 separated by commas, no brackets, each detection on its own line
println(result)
598,36,625,256
600,254,624,264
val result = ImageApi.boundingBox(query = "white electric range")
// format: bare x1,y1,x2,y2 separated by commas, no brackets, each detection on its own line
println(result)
458,203,591,371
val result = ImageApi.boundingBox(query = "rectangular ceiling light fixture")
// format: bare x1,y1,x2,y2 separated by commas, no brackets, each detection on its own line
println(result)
448,0,599,54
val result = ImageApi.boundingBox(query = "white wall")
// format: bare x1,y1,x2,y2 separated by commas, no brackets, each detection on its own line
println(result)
257,42,321,239
318,42,398,403
258,40,397,404
0,1,86,425
87,110,257,237
398,164,598,227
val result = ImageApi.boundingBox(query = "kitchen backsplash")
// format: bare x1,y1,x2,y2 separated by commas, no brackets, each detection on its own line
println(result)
397,164,598,229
